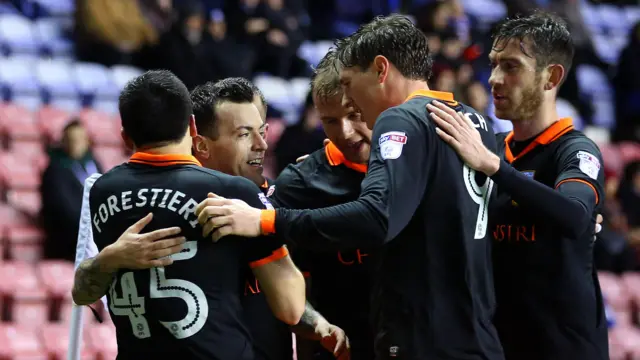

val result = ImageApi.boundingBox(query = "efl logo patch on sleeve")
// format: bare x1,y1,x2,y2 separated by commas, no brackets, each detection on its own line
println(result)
266,185,276,197
577,151,600,180
379,131,407,160
257,193,274,209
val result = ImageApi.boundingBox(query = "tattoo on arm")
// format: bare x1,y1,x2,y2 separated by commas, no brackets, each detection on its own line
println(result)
291,301,326,339
71,256,116,306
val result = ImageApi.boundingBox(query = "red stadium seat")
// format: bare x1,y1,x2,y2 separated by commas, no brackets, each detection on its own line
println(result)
36,106,73,143
0,103,40,141
0,204,31,228
79,108,122,147
37,260,74,299
599,144,624,178
7,189,42,217
93,146,127,171
619,142,640,165
6,226,44,262
265,118,285,146
0,262,47,320
611,326,640,360
8,140,48,171
598,272,631,312
86,323,117,359
0,325,48,359
41,323,96,360
0,152,41,190
621,272,640,309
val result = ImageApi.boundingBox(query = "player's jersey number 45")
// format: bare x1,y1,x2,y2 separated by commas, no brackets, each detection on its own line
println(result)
109,240,208,339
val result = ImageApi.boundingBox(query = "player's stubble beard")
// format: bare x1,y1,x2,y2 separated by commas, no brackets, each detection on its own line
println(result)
509,72,543,124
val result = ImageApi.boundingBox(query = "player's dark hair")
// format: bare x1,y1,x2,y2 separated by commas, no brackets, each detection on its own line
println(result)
119,70,192,148
335,14,432,81
191,79,255,139
214,77,267,112
311,49,342,103
492,11,574,83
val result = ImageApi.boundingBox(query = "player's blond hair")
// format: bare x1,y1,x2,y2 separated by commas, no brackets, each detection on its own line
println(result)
310,49,342,104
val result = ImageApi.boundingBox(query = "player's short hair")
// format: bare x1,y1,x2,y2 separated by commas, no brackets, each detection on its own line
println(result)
119,70,192,148
214,77,267,111
492,12,574,81
191,78,255,139
311,49,342,103
335,14,433,81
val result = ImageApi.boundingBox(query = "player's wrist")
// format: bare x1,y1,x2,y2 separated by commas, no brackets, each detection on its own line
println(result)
480,152,501,176
260,209,276,235
98,245,123,273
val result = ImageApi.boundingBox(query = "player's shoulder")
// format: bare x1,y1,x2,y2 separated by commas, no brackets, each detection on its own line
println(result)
275,147,325,188
554,129,602,159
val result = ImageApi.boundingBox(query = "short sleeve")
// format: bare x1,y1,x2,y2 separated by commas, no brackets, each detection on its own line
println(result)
554,137,605,206
225,176,288,267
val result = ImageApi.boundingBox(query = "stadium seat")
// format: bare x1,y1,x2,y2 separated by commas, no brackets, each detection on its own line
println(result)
621,272,640,308
600,144,624,178
93,146,127,171
78,108,122,146
289,77,311,109
92,98,118,115
0,261,48,325
619,142,640,165
6,227,44,262
37,260,74,299
33,18,73,56
265,118,285,146
598,272,631,312
49,96,82,113
32,0,75,16
0,204,31,228
36,105,72,142
74,62,118,99
0,325,48,359
254,75,295,113
0,152,41,190
0,14,39,54
41,323,96,360
0,102,40,140
7,189,42,217
0,56,39,95
36,59,77,98
111,65,144,91
86,324,117,360
8,140,48,170
12,93,42,111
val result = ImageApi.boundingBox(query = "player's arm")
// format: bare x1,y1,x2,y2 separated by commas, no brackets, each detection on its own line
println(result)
229,178,306,325
265,108,429,249
72,212,185,305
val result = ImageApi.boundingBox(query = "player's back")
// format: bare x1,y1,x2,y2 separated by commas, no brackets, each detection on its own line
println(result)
372,92,503,360
90,154,274,360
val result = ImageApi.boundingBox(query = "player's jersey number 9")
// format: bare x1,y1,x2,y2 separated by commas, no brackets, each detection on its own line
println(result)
463,164,494,239
108,240,208,339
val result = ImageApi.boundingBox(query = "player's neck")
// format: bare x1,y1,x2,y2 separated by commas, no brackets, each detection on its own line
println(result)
511,100,559,141
399,80,431,102
134,139,193,157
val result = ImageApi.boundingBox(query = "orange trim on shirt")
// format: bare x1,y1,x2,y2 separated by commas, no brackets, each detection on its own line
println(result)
260,209,276,235
555,178,599,205
405,89,458,106
324,141,367,173
249,246,289,269
302,271,311,278
504,118,574,163
260,179,269,189
129,152,201,167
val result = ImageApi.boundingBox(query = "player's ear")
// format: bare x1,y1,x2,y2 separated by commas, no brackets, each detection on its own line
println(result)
120,128,134,151
372,55,389,84
545,64,565,91
192,135,210,159
189,115,198,137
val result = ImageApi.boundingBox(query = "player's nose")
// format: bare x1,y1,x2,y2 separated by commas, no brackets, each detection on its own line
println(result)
252,132,268,151
488,69,502,88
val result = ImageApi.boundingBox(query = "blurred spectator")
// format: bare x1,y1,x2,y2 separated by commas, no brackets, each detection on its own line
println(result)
274,92,325,173
613,21,640,143
40,120,102,262
226,0,309,78
465,81,490,114
75,0,158,66
618,161,640,228
138,0,175,34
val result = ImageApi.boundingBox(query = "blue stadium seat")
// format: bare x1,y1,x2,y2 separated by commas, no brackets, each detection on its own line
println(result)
32,0,74,16
92,99,119,115
577,65,615,129
36,59,77,99
253,75,295,113
0,14,38,55
111,65,144,92
461,0,506,28
0,56,39,98
48,97,81,113
289,77,311,109
34,18,72,56
74,62,118,101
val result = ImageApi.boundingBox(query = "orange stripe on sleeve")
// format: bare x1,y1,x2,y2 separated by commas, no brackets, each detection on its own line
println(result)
249,246,289,269
260,209,276,235
555,178,599,205
302,271,311,278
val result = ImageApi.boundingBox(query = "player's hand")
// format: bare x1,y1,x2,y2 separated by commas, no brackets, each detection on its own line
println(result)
195,193,262,241
102,213,186,270
593,214,604,242
315,321,350,360
427,101,501,176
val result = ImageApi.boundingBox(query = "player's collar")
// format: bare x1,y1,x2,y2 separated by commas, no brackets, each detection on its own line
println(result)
324,141,367,173
129,152,202,167
504,117,574,163
260,179,269,189
405,89,458,106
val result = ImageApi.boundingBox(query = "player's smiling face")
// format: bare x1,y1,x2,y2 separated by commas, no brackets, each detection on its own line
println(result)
339,66,386,129
314,93,372,164
194,101,267,186
488,38,544,122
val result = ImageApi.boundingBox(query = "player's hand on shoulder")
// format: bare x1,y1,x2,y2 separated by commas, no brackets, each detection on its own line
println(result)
195,193,262,241
315,321,350,360
427,100,501,176
102,213,185,270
